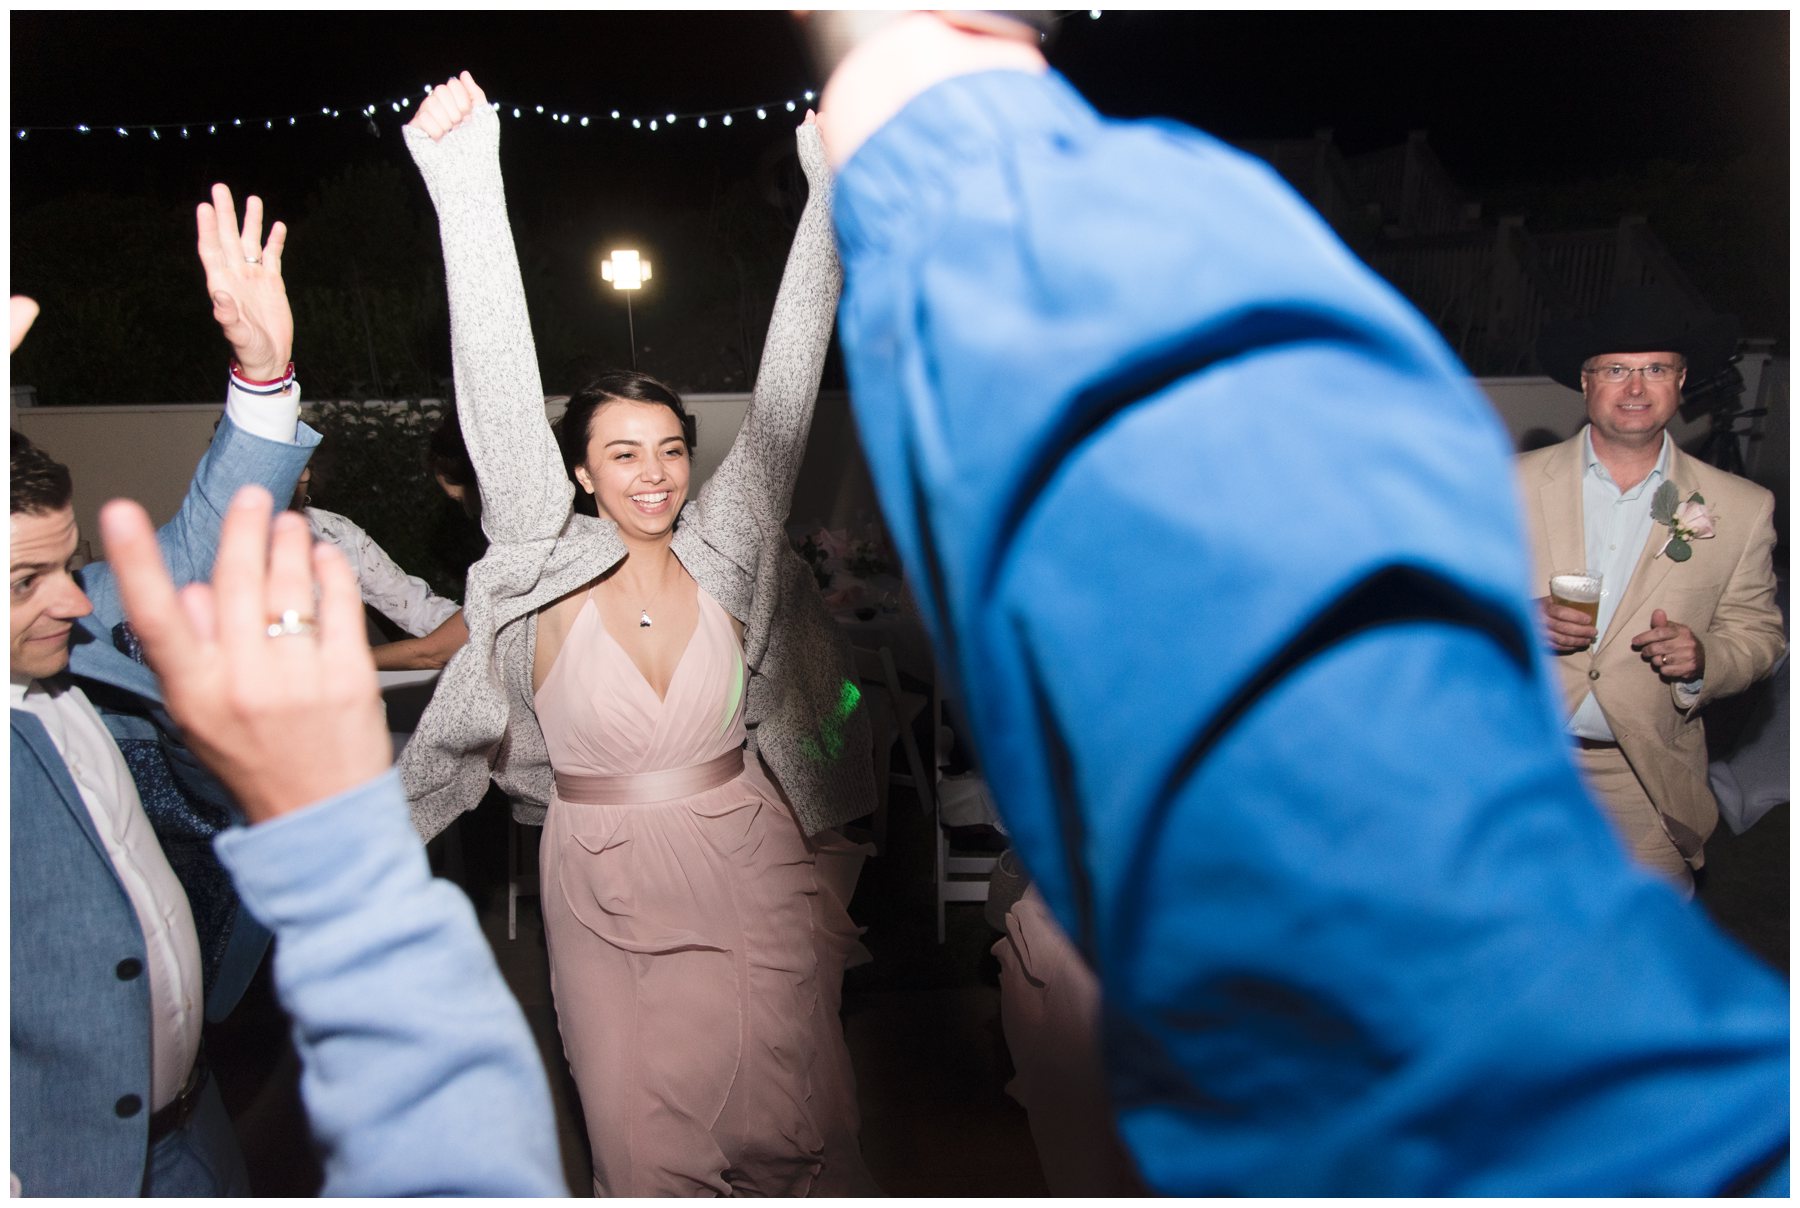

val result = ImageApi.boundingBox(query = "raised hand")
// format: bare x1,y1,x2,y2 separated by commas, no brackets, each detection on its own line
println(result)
796,110,830,191
196,184,291,382
408,70,489,141
11,296,39,352
98,486,391,823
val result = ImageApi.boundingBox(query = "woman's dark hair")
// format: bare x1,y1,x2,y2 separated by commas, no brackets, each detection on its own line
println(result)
427,408,476,488
297,435,341,508
554,370,696,518
427,408,482,519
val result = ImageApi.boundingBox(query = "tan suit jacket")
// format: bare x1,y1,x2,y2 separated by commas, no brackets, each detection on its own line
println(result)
1516,429,1785,859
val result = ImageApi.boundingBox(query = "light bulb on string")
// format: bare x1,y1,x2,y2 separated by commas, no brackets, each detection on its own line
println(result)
698,116,707,129
723,114,733,126
117,127,128,137
805,90,815,101
650,119,659,131
513,107,521,118
633,118,642,129
581,116,590,126
611,110,620,119
151,128,160,140
756,108,766,119
786,100,796,112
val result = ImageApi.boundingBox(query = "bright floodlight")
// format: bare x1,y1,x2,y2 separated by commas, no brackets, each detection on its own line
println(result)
600,249,651,291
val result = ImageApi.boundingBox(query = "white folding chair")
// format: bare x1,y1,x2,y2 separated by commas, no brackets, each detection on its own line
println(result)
852,644,933,856
507,818,540,942
930,685,998,942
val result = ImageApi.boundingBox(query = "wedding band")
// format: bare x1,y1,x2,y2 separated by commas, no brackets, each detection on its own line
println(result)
1657,654,1667,666
265,609,317,638
245,254,262,264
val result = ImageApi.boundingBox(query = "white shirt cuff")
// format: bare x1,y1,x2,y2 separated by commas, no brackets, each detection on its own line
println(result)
225,373,303,443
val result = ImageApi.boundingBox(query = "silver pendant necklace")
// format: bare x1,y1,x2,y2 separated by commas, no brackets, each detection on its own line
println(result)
634,564,673,629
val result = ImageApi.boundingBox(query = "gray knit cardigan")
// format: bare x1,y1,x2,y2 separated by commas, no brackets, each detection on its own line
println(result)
398,107,874,842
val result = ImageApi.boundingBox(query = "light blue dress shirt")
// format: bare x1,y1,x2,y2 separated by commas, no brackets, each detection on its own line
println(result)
1568,428,1668,739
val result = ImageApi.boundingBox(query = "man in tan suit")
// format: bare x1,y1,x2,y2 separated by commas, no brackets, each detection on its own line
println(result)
1518,288,1785,895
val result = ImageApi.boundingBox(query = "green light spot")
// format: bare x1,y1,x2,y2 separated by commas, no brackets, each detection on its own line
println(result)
801,678,864,763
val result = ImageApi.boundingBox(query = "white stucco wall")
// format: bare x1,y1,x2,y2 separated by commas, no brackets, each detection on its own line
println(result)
13,368,1783,556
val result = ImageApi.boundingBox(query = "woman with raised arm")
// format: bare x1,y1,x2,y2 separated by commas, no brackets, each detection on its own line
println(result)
400,73,876,1196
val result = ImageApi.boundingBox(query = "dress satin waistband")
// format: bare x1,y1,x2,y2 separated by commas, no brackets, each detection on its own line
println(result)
554,747,747,805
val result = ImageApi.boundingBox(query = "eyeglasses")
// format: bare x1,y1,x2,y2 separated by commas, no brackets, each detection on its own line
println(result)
1583,362,1681,385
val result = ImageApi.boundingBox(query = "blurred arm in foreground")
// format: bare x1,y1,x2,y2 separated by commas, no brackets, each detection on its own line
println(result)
812,11,1788,1197
99,487,564,1196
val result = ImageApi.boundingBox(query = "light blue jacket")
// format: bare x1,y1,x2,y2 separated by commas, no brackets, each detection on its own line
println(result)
10,415,315,1195
215,770,566,1196
832,69,1788,1196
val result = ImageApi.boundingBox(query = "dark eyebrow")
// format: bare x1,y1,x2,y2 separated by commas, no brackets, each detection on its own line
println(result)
10,559,61,576
604,439,644,449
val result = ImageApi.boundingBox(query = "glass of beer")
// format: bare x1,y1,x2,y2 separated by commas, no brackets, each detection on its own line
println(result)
1548,569,1603,627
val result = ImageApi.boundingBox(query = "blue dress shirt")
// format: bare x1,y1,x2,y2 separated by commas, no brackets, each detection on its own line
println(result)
831,67,1788,1196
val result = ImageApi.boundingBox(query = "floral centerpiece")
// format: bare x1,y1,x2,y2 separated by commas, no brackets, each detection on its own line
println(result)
790,516,900,615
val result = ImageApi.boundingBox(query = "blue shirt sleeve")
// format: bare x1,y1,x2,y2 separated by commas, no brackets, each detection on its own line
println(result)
832,68,1787,1196
215,770,566,1196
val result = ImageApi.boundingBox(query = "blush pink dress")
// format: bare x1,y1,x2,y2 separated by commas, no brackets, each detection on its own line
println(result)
535,586,874,1197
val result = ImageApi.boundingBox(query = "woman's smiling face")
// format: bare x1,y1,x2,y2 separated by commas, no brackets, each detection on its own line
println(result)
572,398,692,540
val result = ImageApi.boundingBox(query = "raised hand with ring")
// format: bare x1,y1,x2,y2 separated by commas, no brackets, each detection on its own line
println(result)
99,485,391,824
266,609,318,639
196,183,291,382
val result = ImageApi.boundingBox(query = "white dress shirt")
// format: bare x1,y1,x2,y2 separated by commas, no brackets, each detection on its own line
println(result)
305,508,459,638
11,675,203,1110
223,371,303,442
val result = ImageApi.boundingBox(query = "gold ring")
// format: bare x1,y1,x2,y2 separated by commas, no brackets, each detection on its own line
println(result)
265,609,317,638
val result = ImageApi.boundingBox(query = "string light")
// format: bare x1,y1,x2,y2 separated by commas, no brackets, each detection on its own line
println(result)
15,84,826,141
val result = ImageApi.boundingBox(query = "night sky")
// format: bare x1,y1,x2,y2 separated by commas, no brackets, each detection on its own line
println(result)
13,11,1785,198
10,9,1790,361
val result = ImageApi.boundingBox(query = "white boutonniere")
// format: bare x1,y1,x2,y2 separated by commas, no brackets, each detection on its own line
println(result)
1651,481,1716,562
